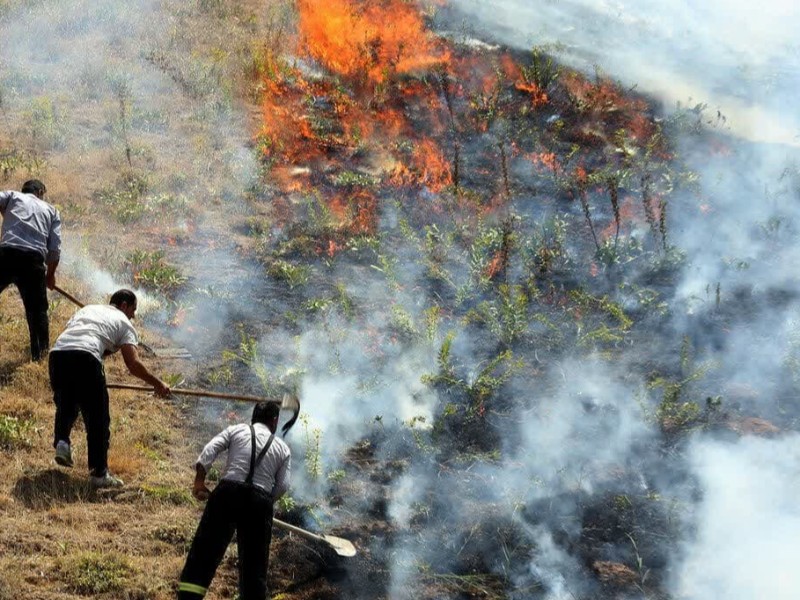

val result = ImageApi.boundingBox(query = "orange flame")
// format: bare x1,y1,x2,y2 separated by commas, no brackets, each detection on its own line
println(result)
297,0,450,85
413,139,452,191
528,151,561,174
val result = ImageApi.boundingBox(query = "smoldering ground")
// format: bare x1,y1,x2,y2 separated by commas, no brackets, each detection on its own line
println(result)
433,1,800,598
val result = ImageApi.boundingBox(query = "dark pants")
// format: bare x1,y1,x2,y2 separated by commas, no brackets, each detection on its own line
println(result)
178,480,274,600
0,246,49,361
49,350,110,476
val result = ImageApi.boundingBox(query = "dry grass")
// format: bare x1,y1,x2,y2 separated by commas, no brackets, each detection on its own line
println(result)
0,289,220,599
0,0,298,596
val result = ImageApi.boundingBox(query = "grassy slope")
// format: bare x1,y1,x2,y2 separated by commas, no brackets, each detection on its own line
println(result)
0,290,205,599
0,1,312,599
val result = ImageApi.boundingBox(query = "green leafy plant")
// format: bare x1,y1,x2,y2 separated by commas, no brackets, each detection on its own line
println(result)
423,333,521,414
127,249,187,293
59,552,132,595
300,414,322,480
522,46,560,91
265,258,310,288
0,414,35,449
649,337,712,432
475,284,530,346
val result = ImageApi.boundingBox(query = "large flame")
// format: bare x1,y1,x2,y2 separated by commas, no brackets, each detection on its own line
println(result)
297,0,450,85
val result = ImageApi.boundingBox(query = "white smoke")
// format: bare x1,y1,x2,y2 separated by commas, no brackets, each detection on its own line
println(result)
674,435,800,599
440,1,800,598
447,0,800,146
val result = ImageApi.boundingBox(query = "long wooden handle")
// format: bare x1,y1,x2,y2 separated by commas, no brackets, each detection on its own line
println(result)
108,382,301,435
54,285,85,308
106,382,275,404
273,517,325,541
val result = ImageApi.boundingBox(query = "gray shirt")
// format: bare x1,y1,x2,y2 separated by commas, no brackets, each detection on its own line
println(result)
0,190,62,263
197,422,291,499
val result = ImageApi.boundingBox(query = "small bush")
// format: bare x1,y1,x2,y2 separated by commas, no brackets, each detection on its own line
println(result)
265,258,310,288
59,552,131,595
152,523,194,551
127,250,188,293
140,484,194,506
0,414,36,450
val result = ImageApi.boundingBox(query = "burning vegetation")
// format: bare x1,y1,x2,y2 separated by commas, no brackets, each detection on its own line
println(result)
0,0,796,599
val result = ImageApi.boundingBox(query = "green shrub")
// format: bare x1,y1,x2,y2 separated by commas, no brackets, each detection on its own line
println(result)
127,250,188,293
265,258,310,288
140,484,194,505
60,552,131,595
0,414,35,449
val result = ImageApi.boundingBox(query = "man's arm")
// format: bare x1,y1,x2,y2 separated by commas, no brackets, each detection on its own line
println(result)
120,344,171,397
272,454,291,501
45,260,58,290
192,427,232,501
45,209,62,290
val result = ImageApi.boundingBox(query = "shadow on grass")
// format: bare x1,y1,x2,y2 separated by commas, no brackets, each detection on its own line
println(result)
12,468,93,509
0,358,29,386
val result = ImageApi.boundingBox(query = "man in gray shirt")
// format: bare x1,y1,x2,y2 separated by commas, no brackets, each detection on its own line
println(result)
177,401,291,600
0,179,62,361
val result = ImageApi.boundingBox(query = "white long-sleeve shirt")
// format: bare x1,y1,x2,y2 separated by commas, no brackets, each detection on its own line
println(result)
197,422,291,499
0,190,62,263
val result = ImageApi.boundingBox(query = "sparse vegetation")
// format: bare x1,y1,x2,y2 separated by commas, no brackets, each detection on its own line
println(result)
58,552,132,595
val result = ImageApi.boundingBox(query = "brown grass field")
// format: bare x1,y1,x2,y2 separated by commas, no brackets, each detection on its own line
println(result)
0,1,319,598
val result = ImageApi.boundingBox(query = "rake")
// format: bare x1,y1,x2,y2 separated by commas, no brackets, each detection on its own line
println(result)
53,285,192,359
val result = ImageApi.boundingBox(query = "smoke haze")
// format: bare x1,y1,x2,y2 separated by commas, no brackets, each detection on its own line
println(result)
444,1,800,598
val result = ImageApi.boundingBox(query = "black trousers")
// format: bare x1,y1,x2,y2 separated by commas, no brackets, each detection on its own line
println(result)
0,246,49,361
49,350,110,476
178,480,274,600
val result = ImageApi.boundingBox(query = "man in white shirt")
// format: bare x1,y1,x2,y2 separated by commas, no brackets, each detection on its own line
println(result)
177,401,292,600
0,179,62,361
49,289,171,488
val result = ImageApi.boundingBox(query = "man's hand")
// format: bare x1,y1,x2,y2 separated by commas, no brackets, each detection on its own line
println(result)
121,345,171,398
193,464,210,501
46,271,56,290
192,480,210,501
153,380,171,398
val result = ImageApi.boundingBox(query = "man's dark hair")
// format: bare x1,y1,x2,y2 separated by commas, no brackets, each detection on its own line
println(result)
252,401,280,425
110,289,137,308
21,179,46,197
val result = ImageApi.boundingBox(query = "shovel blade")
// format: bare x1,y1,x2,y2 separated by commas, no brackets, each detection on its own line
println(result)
321,534,357,557
150,347,193,359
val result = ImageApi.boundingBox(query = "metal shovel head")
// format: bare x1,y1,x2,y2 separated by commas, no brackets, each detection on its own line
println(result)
320,533,357,557
150,347,193,359
139,342,192,359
